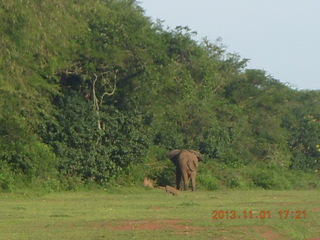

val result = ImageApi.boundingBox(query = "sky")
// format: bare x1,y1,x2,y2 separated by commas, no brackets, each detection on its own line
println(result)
139,0,320,90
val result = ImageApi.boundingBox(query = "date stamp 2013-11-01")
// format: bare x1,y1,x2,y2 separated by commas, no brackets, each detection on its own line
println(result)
212,210,307,220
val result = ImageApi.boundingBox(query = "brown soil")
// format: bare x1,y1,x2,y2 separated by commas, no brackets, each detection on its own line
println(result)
106,219,318,239
216,225,287,240
254,226,286,240
311,208,320,212
105,219,202,234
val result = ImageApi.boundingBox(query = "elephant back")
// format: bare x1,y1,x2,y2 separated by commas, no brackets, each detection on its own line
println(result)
180,150,199,171
189,150,203,161
167,149,181,159
167,149,181,166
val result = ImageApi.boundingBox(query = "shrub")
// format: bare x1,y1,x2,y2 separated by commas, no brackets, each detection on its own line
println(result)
250,167,294,190
251,168,277,189
197,174,218,191
0,161,15,192
226,174,247,189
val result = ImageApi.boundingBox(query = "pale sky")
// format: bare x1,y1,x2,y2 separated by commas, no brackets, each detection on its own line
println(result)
140,0,320,90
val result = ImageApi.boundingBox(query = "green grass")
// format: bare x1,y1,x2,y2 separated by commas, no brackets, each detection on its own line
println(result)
0,188,319,239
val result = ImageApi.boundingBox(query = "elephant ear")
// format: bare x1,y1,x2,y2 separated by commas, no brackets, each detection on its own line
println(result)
167,149,181,166
190,150,203,161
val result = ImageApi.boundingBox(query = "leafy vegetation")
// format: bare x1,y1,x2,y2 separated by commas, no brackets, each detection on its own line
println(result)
0,0,319,191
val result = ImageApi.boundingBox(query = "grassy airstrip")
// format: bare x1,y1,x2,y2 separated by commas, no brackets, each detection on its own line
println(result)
0,188,319,240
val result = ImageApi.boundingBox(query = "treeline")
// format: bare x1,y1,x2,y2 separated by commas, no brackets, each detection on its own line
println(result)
0,0,319,191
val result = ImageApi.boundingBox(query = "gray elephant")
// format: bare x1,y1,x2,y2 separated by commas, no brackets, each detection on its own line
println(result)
167,149,203,191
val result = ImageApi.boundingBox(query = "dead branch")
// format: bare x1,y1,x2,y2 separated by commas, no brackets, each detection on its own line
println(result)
99,69,118,105
91,69,118,130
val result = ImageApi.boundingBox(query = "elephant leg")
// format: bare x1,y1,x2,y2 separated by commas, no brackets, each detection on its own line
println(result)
182,171,190,191
190,171,197,191
176,168,182,190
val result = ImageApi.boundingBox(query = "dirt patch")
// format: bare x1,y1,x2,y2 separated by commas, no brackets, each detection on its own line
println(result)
216,225,287,240
105,219,202,234
311,208,320,212
255,226,286,240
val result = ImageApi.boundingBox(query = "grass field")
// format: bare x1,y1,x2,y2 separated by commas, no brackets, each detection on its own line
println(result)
0,188,319,240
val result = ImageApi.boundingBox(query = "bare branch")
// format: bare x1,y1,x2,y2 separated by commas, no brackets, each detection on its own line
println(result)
92,73,99,111
99,69,118,105
91,69,118,131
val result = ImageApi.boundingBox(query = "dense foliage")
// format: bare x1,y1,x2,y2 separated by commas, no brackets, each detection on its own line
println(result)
1,0,319,191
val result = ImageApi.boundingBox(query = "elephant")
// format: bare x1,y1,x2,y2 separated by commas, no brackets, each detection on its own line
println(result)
167,149,203,191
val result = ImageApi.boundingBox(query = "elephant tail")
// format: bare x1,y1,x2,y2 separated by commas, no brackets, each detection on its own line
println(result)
187,159,197,172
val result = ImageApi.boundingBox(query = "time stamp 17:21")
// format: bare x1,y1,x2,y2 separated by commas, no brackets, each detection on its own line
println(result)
212,210,307,220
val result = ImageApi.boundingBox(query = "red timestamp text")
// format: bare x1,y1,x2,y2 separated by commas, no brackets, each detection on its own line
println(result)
278,210,307,219
212,210,307,220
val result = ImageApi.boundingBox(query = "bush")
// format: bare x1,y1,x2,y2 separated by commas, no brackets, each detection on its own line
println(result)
142,146,175,187
0,161,15,192
115,158,175,188
40,90,150,184
197,174,218,191
250,167,293,190
226,174,247,189
284,170,319,189
0,112,58,183
251,168,277,189
59,176,85,191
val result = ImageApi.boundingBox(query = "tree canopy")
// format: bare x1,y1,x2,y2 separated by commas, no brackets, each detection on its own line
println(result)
1,0,319,191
